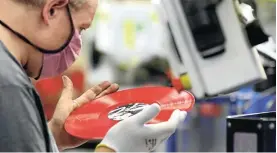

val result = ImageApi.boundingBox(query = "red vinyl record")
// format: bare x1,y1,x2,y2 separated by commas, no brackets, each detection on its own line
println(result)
65,86,195,139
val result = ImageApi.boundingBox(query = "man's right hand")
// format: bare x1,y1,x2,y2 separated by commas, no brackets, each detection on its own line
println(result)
96,103,187,152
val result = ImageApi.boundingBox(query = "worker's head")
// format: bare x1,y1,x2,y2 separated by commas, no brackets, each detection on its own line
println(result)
0,0,98,79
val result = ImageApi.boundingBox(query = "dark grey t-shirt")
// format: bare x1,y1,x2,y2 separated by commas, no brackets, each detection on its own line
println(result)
0,41,58,152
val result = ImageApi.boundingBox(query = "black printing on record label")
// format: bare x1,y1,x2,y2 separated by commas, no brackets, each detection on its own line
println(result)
108,103,149,121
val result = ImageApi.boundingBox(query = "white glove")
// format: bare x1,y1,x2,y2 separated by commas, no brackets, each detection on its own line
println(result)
98,103,187,152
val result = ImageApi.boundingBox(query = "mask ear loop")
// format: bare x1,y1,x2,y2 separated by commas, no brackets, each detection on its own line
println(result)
35,65,43,80
34,53,45,80
0,5,75,54
35,6,75,79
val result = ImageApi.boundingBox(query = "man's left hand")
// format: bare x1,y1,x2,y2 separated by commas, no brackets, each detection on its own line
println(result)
48,76,119,151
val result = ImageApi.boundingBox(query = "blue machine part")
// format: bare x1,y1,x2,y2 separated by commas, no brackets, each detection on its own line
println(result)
230,86,276,114
200,86,276,115
166,111,192,152
244,93,276,114
166,132,177,152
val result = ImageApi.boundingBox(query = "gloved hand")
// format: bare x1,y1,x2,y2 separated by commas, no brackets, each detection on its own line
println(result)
97,103,187,152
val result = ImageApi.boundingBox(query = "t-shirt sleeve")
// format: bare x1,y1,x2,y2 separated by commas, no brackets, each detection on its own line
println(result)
0,86,48,151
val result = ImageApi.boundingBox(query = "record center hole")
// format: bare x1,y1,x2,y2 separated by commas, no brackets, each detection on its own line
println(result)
108,103,149,121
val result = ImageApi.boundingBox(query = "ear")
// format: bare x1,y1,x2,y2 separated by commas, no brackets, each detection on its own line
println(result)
41,0,69,25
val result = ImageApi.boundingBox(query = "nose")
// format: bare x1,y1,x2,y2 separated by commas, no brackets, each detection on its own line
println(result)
75,0,98,33
81,21,91,31
79,9,96,32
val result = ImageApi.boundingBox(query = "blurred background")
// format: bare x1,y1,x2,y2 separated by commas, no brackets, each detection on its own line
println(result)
34,0,276,152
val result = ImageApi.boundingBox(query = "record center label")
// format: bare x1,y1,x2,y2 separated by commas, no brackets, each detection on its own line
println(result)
108,103,149,121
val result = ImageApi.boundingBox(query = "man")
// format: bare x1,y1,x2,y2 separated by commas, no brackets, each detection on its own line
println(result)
0,0,187,152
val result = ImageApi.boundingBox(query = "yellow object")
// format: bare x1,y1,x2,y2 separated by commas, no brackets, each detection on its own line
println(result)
180,73,192,90
123,19,136,50
118,63,128,71
95,144,111,150
151,12,159,22
118,56,140,71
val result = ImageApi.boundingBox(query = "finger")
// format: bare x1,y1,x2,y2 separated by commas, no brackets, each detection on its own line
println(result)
60,76,74,100
151,110,187,134
73,81,111,108
179,111,187,121
95,83,119,98
132,103,161,125
76,81,111,102
88,81,112,97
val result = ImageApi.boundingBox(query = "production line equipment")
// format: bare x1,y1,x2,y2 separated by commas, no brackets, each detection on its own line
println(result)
159,0,275,99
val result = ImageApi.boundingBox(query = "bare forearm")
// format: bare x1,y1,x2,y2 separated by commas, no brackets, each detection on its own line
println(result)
48,120,115,152
48,120,64,151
